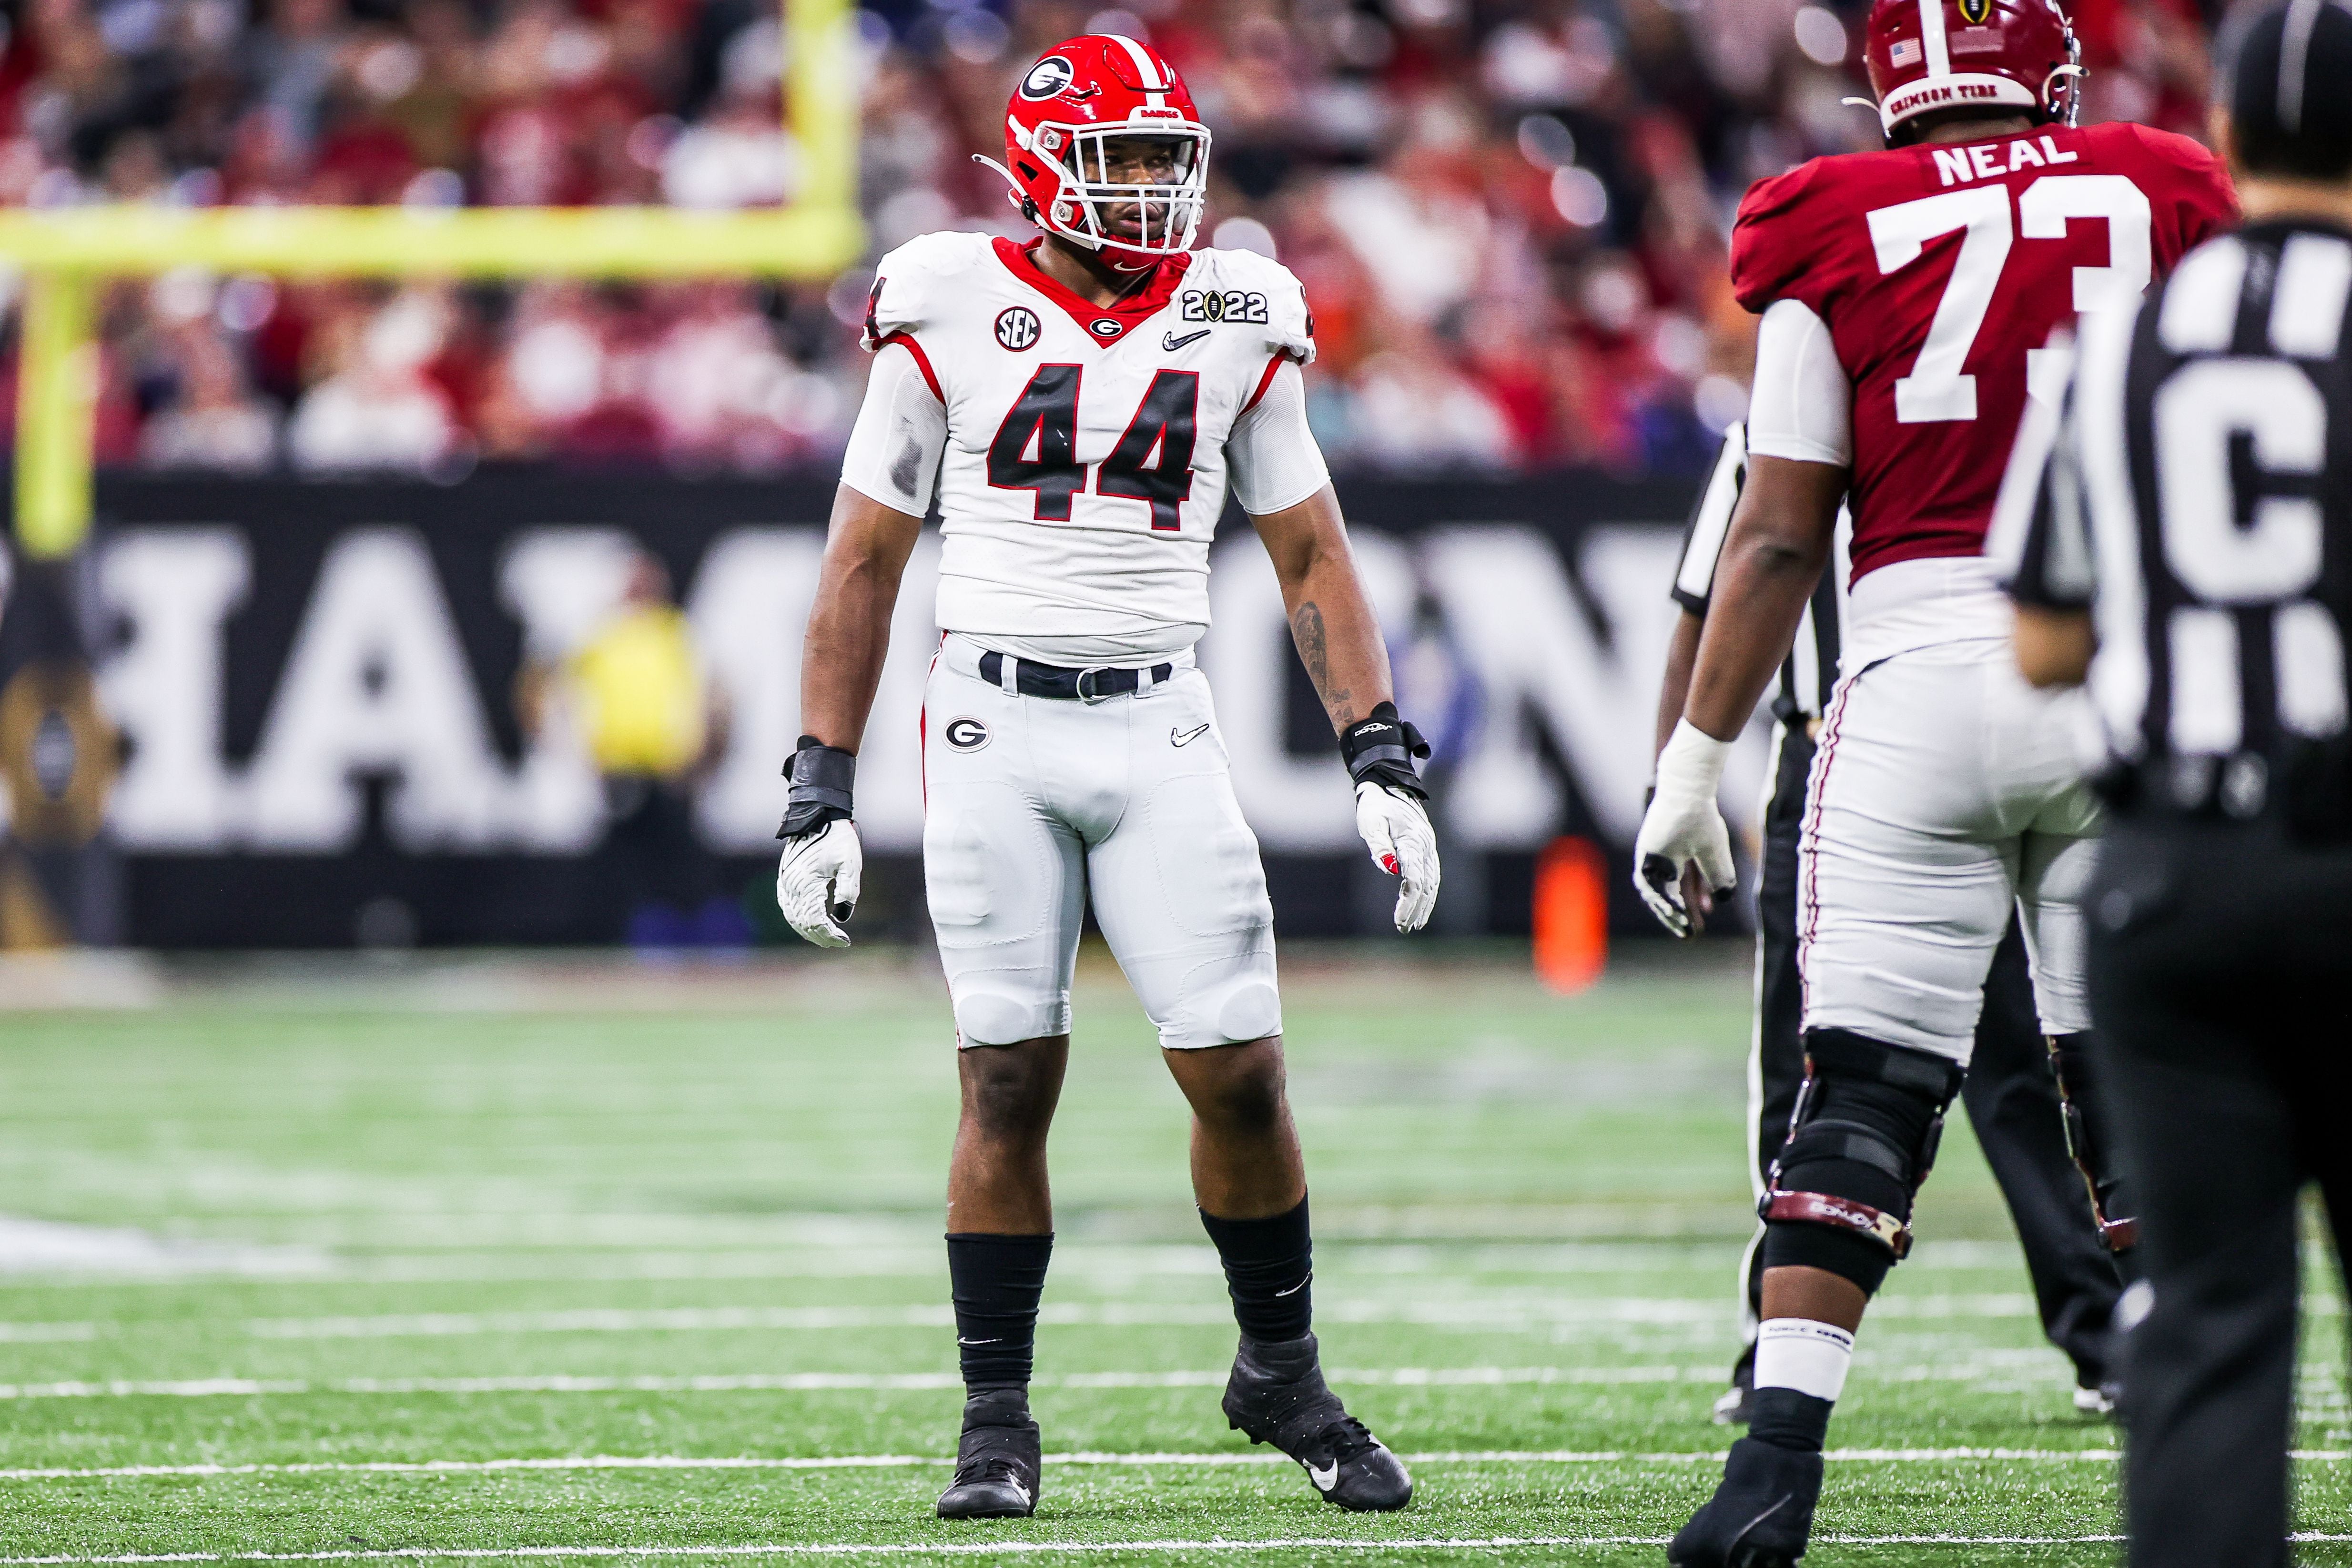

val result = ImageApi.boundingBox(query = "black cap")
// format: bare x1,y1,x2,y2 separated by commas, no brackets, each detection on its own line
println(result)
2223,0,2352,180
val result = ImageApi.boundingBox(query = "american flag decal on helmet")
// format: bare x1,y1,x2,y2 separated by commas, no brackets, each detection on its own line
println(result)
1889,37,1923,65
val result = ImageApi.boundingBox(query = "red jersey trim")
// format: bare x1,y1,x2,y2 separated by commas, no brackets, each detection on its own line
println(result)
1240,351,1290,415
877,331,943,403
991,236,1192,339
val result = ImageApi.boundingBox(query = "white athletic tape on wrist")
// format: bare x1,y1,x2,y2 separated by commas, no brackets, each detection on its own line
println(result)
1753,1317,1855,1403
1653,718,1733,806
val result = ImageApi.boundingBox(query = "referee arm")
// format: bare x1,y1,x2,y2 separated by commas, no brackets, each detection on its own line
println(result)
1988,345,2098,691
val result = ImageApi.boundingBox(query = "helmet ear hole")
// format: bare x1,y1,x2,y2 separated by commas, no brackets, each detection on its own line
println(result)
1016,160,1040,180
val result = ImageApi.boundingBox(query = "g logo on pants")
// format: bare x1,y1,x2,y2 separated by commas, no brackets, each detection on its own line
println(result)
943,716,991,752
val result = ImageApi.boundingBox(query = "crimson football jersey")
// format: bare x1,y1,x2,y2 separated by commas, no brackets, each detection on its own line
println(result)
1732,119,2236,584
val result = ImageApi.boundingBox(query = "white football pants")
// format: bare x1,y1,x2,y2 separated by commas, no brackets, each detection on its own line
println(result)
1799,640,2100,1064
922,634,1282,1052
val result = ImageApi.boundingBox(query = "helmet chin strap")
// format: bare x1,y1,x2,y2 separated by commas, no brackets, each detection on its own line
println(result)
2044,62,2086,124
971,151,1168,272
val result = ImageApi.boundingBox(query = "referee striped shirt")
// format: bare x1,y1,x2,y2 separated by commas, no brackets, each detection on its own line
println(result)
1673,423,1851,725
1992,218,2352,832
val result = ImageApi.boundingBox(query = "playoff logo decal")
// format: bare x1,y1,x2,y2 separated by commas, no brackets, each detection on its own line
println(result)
943,716,991,752
1180,289,1270,325
1020,55,1075,100
995,307,1042,351
1957,0,1993,20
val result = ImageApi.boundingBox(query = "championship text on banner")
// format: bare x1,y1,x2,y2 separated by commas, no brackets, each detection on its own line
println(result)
45,470,1762,945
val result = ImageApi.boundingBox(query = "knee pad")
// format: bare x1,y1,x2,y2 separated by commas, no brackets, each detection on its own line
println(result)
954,986,1060,1048
1759,1028,1965,1295
1152,949,1280,1051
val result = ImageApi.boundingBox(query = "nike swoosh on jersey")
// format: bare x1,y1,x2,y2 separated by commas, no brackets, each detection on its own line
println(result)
1306,1459,1339,1491
1171,723,1212,747
1162,329,1211,352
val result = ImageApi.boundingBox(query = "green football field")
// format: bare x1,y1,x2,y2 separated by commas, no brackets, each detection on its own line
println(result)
0,943,2344,1566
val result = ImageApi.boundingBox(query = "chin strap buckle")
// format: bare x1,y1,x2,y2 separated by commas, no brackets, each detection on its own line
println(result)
1761,1188,1914,1261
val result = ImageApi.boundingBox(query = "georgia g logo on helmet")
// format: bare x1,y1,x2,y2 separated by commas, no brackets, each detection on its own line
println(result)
1020,55,1075,100
974,35,1214,271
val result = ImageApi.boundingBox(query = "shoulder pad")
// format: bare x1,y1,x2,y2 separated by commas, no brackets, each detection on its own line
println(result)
862,231,994,351
2091,122,2241,256
1730,158,1841,316
1196,248,1317,367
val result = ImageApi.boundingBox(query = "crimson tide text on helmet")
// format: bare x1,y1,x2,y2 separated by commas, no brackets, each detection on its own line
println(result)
976,35,1211,271
1862,0,2084,139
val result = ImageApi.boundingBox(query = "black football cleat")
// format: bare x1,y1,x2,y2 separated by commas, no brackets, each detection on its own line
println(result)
935,1391,1041,1520
1667,1436,1823,1568
1221,1333,1411,1512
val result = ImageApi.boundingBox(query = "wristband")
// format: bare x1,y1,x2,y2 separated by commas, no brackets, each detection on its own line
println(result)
1339,702,1432,800
777,735,856,839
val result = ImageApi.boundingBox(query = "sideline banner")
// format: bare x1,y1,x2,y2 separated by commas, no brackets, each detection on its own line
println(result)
53,468,1754,946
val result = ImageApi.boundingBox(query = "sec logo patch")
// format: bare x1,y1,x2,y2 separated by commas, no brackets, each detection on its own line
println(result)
943,716,991,752
995,307,1041,351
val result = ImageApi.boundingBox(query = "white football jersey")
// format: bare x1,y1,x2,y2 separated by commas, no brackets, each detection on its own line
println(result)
841,230,1327,664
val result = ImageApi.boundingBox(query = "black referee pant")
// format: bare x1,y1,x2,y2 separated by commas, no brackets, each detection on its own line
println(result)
1738,718,2121,1386
2089,817,2352,1568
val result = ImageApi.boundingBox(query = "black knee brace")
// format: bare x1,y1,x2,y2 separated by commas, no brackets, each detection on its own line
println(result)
2048,1031,2138,1253
1758,1029,1966,1297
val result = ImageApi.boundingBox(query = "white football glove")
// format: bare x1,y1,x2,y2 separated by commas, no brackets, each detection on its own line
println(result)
1633,719,1737,938
776,818,862,948
1355,781,1440,934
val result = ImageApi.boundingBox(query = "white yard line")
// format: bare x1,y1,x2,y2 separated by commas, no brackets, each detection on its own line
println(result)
20,1445,2294,1480
23,1530,2352,1563
0,1362,2112,1400
0,1369,1683,1400
0,1295,2057,1343
41,1534,2323,1565
0,1244,2086,1288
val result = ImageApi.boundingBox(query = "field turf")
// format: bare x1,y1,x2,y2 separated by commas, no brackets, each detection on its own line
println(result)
0,943,2343,1566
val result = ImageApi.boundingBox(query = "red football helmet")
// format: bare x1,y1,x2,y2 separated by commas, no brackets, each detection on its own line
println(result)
1862,0,2083,139
976,35,1211,272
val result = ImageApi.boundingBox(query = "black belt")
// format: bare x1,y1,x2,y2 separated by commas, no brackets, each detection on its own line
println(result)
978,649,1174,702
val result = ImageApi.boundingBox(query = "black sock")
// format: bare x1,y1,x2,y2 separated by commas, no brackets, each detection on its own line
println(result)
946,1233,1052,1405
1746,1386,1834,1454
1199,1195,1313,1344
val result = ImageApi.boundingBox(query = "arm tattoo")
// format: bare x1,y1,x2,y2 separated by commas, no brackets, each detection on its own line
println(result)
1290,600,1358,727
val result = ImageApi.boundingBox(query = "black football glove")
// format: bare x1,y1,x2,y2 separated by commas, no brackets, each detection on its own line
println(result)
776,737,861,948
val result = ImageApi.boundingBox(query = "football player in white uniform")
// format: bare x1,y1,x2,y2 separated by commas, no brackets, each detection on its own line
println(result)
775,35,1438,1522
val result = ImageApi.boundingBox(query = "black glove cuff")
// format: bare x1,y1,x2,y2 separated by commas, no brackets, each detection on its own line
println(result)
1340,701,1431,800
777,737,855,839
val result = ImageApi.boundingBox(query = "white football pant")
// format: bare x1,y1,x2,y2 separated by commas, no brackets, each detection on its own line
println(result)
1799,641,2100,1064
923,634,1282,1052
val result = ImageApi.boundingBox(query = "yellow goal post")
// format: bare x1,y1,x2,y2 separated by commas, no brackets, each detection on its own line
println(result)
0,0,864,562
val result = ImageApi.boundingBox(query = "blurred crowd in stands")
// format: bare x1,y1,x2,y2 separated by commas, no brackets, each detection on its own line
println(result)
0,0,2223,476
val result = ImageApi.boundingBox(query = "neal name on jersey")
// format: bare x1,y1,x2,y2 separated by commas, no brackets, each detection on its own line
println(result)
1733,117,2235,585
850,230,1322,665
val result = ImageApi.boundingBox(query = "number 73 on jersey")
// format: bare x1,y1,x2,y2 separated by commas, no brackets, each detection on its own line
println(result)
1871,171,2153,421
